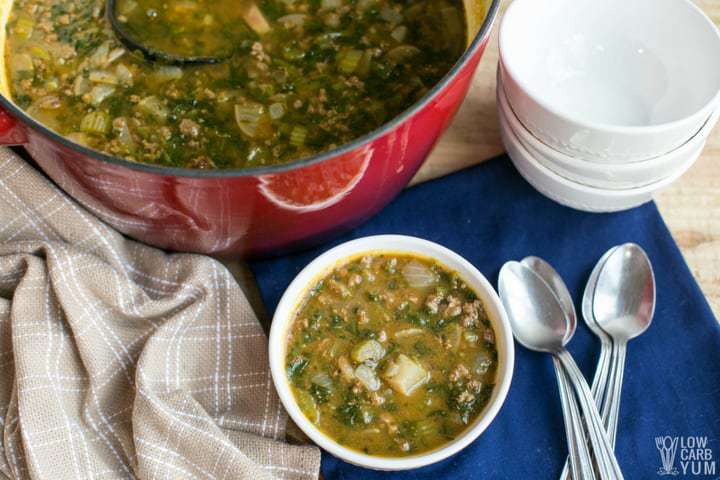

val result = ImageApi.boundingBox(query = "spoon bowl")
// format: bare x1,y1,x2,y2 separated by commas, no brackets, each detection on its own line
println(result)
499,261,569,352
593,244,656,339
522,256,577,343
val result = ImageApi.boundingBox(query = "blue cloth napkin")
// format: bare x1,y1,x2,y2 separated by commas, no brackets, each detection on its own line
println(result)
250,156,720,479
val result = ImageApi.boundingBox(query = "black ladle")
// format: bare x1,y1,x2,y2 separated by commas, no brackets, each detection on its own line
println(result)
106,0,229,65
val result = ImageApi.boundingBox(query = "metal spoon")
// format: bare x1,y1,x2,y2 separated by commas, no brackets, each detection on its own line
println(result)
593,244,655,448
499,262,624,479
584,247,619,416
556,246,618,479
522,257,595,480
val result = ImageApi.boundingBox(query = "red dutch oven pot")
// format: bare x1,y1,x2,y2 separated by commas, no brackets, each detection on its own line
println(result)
0,0,500,257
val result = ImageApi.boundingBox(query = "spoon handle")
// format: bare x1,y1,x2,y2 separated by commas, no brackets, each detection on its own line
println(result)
591,337,614,410
554,357,596,480
558,336,612,480
557,349,624,480
604,341,627,448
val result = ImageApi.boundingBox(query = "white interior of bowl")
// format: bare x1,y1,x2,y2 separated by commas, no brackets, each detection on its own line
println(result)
268,235,514,471
500,0,720,128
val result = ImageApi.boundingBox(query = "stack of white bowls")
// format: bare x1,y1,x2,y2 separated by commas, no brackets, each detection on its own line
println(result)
497,0,720,212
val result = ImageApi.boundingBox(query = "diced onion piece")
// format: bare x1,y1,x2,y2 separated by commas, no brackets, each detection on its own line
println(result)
45,78,59,91
268,102,285,119
354,364,381,391
87,85,116,106
310,372,333,390
379,5,403,23
234,104,264,122
28,45,50,61
138,96,168,121
338,49,363,74
113,117,135,151
387,45,420,63
235,103,264,138
463,330,479,343
118,0,138,16
89,70,119,85
296,389,320,423
89,43,110,67
351,340,385,363
382,354,429,396
243,3,271,35
32,95,61,110
394,328,424,338
387,45,421,63
401,260,436,288
80,111,110,135
474,352,493,375
115,64,134,86
152,66,183,83
73,76,90,96
277,14,307,27
356,0,376,11
390,25,407,43
445,323,462,351
11,53,34,73
337,356,355,382
172,0,199,13
67,132,90,146
355,50,373,78
321,0,342,9
106,48,126,65
289,125,307,147
13,17,34,39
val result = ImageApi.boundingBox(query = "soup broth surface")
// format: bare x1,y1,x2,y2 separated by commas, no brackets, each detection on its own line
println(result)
4,0,466,169
286,254,498,456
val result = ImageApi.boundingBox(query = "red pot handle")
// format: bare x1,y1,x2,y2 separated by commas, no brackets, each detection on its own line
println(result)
0,107,27,145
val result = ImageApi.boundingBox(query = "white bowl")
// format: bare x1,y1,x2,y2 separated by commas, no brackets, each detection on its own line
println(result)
499,101,701,212
497,69,717,190
268,235,515,471
499,0,720,163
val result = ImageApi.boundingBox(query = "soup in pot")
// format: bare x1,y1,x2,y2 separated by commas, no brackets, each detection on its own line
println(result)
3,0,469,169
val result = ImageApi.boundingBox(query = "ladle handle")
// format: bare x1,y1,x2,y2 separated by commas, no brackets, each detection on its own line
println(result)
554,357,596,480
557,349,624,480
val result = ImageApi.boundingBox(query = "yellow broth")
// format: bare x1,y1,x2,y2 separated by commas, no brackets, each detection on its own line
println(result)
286,254,498,456
4,0,469,169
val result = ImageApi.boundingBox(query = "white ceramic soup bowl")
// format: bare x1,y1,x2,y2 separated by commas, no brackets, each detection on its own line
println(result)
499,0,720,163
498,102,700,212
497,69,717,190
269,235,514,471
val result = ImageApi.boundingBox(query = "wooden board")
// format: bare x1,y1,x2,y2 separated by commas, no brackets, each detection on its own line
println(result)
413,0,720,317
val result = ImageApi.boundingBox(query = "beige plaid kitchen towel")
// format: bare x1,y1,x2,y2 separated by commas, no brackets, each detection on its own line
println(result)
0,147,321,480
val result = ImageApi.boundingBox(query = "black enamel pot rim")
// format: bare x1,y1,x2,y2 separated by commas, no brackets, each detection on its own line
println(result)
0,0,501,179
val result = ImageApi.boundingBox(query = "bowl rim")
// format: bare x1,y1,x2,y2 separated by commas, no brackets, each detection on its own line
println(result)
496,67,718,174
268,234,515,471
498,0,720,134
498,96,703,197
0,0,500,179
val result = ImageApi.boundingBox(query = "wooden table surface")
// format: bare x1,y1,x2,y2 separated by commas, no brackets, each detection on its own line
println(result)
413,0,720,317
